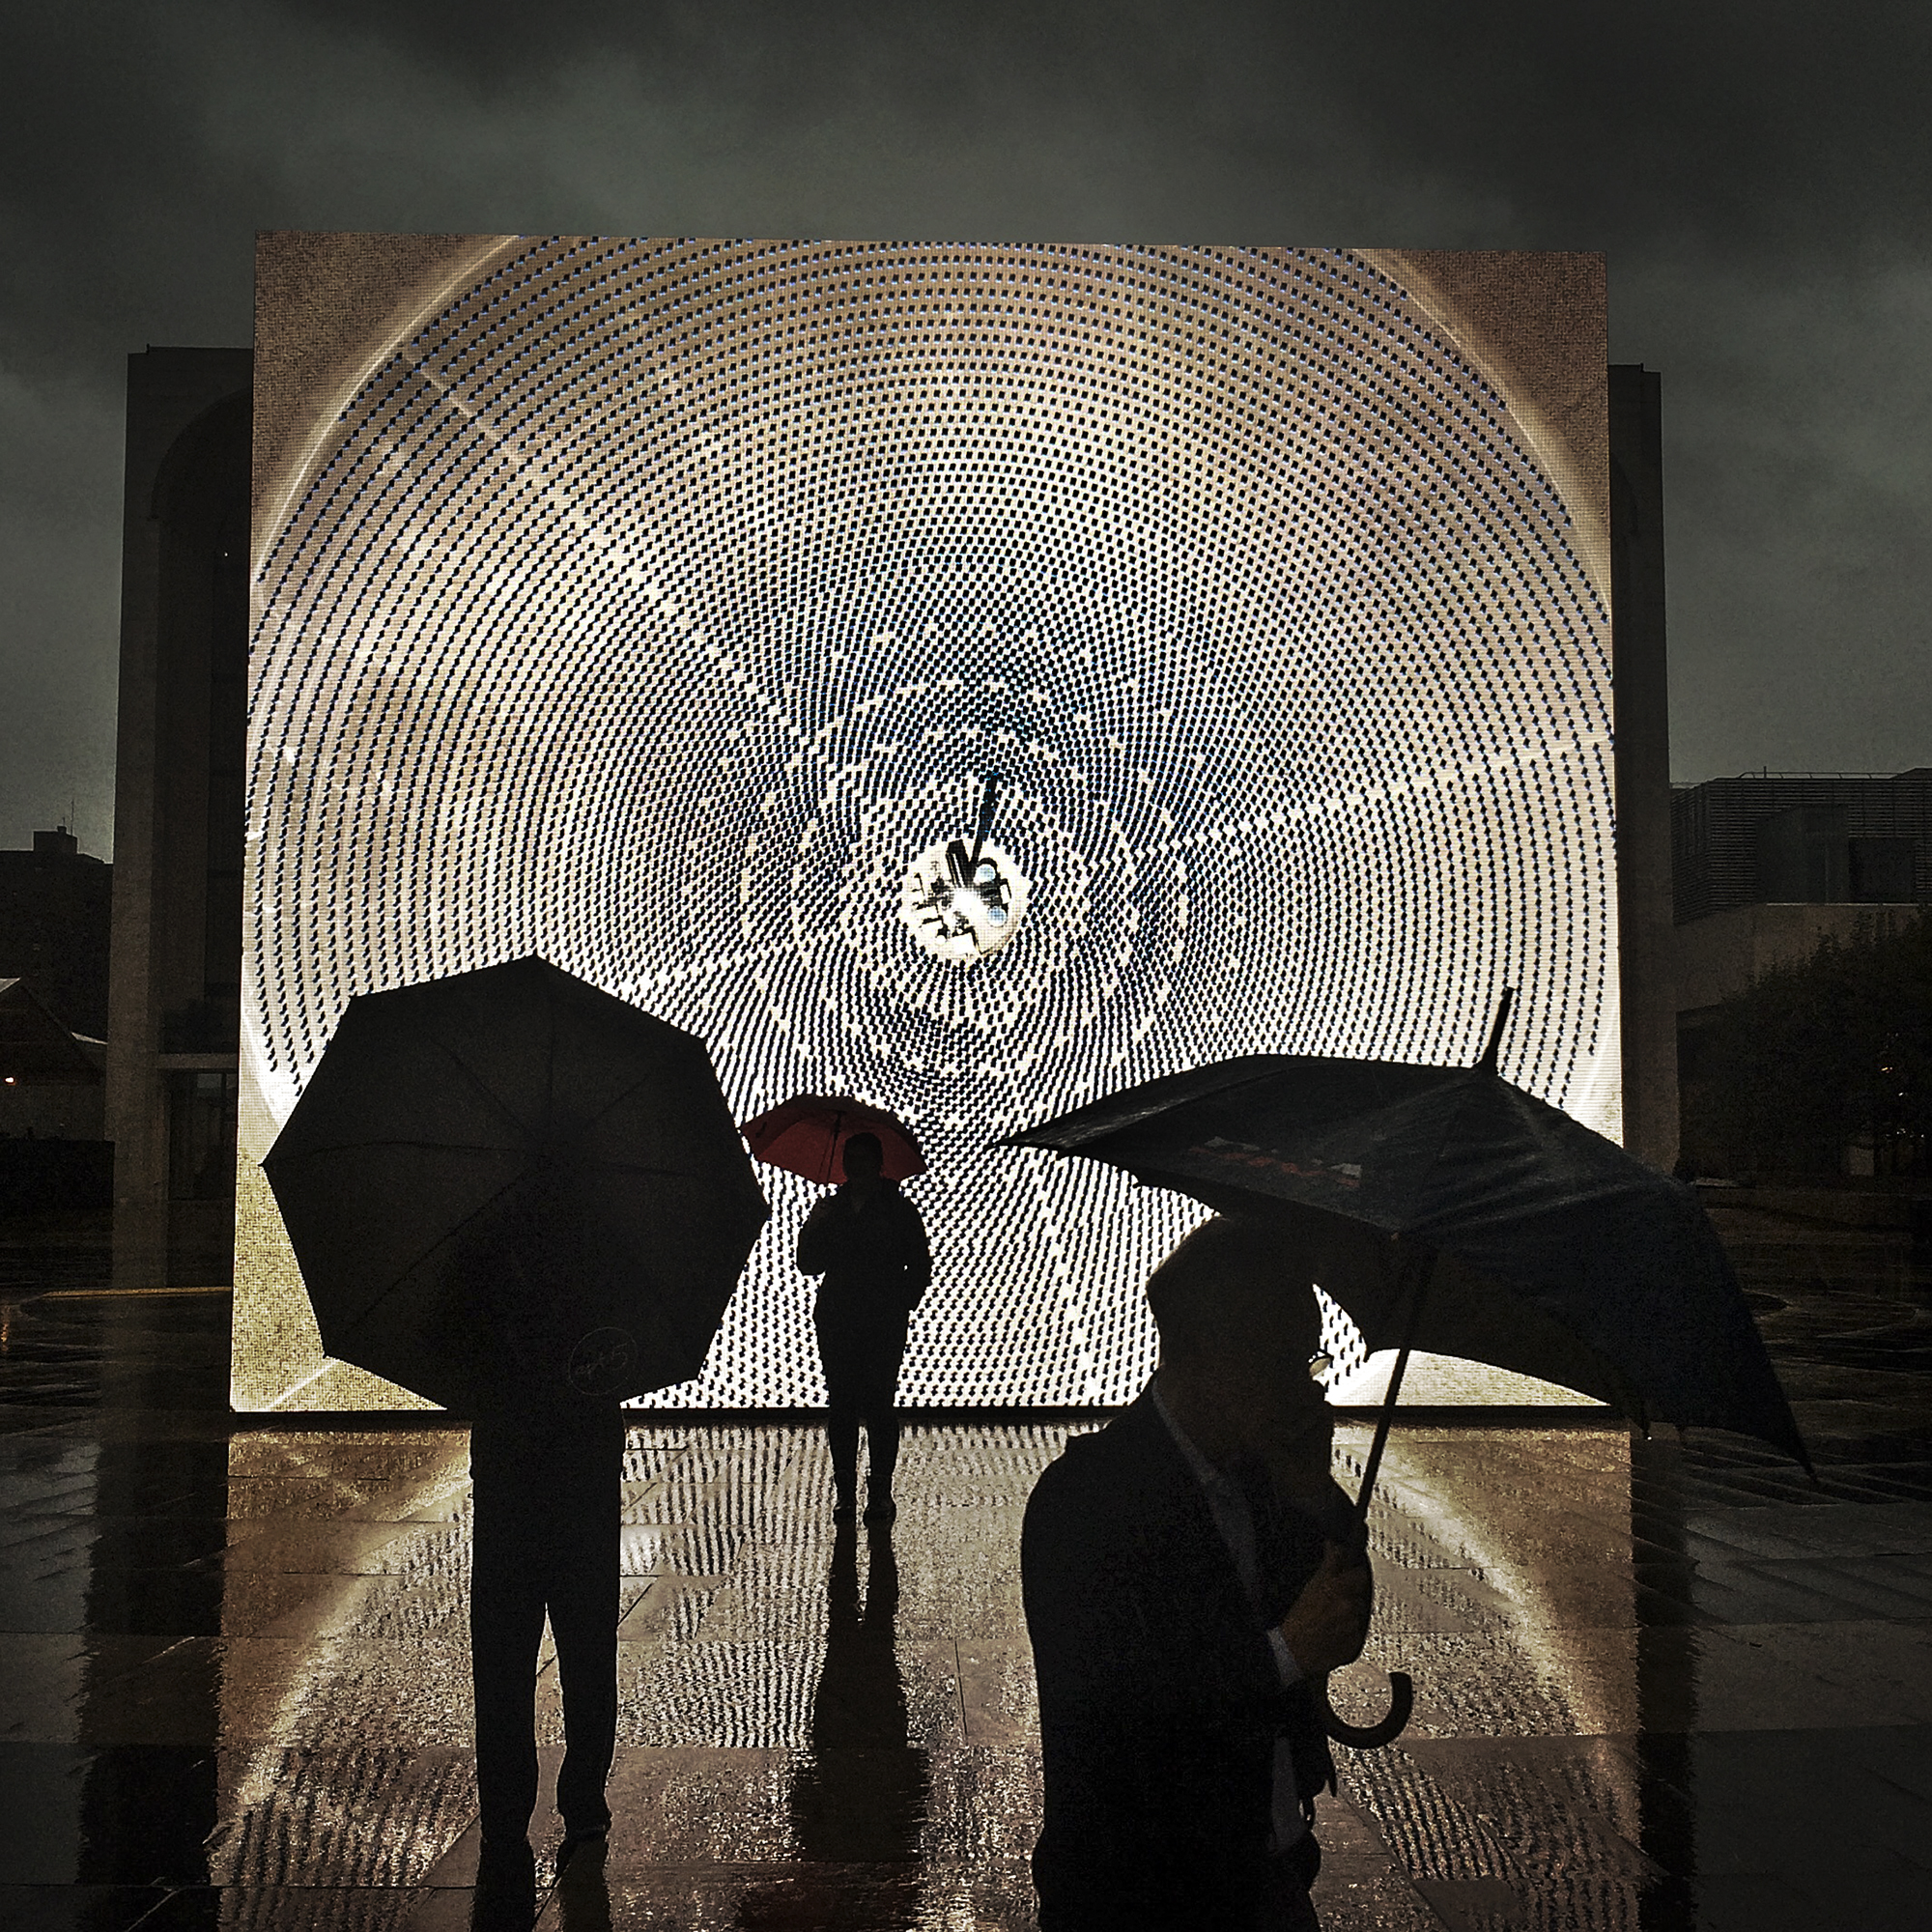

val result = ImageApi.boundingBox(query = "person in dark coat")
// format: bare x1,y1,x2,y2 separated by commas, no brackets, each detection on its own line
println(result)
796,1131,931,1525
1021,1216,1375,1931
465,1199,625,1876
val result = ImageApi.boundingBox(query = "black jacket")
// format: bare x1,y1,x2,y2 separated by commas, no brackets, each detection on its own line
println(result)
796,1179,931,1324
469,1387,623,1548
1021,1389,1350,1930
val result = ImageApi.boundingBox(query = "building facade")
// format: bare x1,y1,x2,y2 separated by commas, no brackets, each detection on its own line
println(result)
0,977,109,1208
107,255,1683,1399
1672,769,1930,1014
1607,364,1676,1173
104,348,251,1279
1673,770,1932,927
0,827,112,1039
1672,768,1928,1179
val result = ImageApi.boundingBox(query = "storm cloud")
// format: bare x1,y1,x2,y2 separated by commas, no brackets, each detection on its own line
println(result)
4,0,1927,851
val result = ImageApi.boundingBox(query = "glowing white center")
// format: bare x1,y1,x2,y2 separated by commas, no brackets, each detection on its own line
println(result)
900,837,1031,964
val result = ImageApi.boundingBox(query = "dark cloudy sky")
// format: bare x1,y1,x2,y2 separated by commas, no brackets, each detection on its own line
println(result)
4,0,1927,855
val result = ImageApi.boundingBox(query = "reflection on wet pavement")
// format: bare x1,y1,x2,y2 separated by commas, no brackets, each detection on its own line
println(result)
0,1202,1927,1928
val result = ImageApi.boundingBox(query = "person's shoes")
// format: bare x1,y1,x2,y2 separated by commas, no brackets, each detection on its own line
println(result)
475,1835,535,1884
558,1818,610,1867
472,1837,538,1928
832,1496,857,1523
863,1496,896,1526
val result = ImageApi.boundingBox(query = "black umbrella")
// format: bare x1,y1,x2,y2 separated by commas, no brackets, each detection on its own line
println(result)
1003,997,1803,1462
1002,993,1806,1744
263,956,769,1411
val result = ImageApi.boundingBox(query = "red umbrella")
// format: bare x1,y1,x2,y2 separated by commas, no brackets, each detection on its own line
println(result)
741,1095,925,1186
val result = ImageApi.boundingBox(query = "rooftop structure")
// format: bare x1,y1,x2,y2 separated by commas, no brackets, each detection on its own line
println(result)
1672,769,1932,926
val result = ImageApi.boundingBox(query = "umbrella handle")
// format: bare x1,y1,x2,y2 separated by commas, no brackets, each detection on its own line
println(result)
1316,1670,1414,1749
1321,1249,1428,1752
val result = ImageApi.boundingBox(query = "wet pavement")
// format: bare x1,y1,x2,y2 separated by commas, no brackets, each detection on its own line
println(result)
0,1203,1928,1929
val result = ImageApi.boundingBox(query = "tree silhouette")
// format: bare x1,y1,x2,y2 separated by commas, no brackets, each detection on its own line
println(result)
1681,909,1932,1181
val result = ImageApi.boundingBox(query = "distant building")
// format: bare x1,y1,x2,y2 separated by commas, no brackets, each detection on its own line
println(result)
0,827,112,1038
0,975,105,1133
1672,770,1930,1016
1672,770,1928,1179
0,977,110,1211
1673,770,1931,925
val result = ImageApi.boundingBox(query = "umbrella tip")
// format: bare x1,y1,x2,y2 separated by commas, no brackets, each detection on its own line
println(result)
1476,988,1516,1073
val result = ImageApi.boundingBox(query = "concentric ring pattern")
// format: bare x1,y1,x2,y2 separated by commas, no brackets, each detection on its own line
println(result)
248,238,1616,1406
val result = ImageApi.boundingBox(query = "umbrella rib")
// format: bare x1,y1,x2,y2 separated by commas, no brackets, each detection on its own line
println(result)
268,1139,527,1160
418,996,698,1153
1395,1073,1490,1238
563,1048,733,1151
1018,1062,1288,1148
395,996,547,1143
338,1167,532,1348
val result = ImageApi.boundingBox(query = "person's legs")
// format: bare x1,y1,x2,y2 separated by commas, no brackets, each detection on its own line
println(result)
544,1414,623,1840
825,1406,860,1511
816,1314,862,1513
469,1528,551,1846
858,1317,909,1520
865,1406,901,1507
548,1530,619,1836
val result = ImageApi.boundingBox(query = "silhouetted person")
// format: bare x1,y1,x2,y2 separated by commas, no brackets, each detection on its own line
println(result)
1022,1216,1374,1931
797,1132,930,1524
466,1203,625,1876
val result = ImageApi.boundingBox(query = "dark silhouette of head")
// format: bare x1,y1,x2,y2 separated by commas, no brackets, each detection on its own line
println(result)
841,1132,884,1183
1146,1218,1330,1468
1147,1215,1321,1366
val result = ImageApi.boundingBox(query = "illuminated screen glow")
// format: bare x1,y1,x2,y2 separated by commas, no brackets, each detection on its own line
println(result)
239,237,1616,1410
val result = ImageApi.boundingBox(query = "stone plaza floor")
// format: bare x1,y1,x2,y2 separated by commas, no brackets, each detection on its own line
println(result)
0,1202,1928,1929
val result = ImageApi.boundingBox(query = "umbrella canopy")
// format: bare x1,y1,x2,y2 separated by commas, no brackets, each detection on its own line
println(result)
263,956,769,1410
742,1094,926,1185
1001,1039,1806,1468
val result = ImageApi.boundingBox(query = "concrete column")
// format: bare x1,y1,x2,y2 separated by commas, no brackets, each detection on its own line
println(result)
105,349,251,1282
1609,365,1679,1171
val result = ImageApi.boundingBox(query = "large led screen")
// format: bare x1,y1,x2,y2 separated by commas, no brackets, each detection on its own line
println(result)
237,235,1615,1411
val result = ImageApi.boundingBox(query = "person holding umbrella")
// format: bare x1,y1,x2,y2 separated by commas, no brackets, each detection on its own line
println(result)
1009,991,1807,1926
260,957,772,1883
795,1129,932,1525
1022,1215,1374,1932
